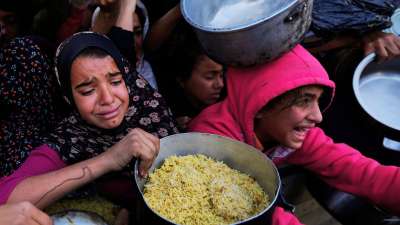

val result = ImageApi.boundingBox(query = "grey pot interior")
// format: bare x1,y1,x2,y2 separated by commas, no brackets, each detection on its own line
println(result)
353,53,400,132
181,0,312,67
135,132,281,225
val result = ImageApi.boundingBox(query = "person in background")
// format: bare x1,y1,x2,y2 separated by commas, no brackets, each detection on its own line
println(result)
91,0,158,90
0,202,52,225
56,0,96,43
0,0,37,47
0,37,66,177
0,32,178,224
189,45,400,225
158,23,225,131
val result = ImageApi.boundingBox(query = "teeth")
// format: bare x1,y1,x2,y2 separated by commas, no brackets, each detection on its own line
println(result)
295,127,308,132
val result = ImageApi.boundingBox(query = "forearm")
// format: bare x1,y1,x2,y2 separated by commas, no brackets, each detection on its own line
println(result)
7,153,113,209
145,4,181,51
115,0,136,32
288,128,400,213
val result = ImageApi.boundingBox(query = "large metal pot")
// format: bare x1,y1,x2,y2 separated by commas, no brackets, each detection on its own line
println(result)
135,132,281,224
181,0,313,67
353,53,400,149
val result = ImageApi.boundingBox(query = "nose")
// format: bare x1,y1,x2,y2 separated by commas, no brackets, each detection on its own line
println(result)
98,85,114,105
214,75,224,89
308,102,323,124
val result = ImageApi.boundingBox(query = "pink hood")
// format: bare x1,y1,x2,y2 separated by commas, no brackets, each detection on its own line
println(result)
189,45,336,147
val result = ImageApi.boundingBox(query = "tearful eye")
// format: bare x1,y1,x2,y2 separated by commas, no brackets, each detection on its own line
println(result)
80,89,95,96
111,80,123,86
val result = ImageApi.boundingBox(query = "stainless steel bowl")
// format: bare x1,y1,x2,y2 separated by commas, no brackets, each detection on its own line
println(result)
353,53,400,132
51,210,109,225
135,132,281,224
181,0,313,67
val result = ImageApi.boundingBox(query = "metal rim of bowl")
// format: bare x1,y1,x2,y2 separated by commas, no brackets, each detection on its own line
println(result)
50,209,109,225
352,53,400,131
180,0,299,32
135,132,282,225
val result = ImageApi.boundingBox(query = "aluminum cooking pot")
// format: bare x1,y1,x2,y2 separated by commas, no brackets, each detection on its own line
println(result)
353,53,400,143
181,0,313,67
134,132,281,225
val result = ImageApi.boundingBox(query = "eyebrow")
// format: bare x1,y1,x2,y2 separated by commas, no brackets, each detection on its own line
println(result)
302,93,318,98
107,71,123,78
74,72,123,89
74,77,95,89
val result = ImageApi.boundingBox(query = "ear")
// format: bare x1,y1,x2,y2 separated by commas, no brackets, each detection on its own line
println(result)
255,111,264,119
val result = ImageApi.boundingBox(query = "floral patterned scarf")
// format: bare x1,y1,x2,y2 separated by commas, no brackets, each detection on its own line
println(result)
0,37,65,176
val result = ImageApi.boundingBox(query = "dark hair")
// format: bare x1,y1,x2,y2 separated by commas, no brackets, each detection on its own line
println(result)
260,85,331,112
168,22,206,81
135,7,146,29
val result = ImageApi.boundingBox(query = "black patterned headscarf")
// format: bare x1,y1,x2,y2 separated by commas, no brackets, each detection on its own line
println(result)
47,32,178,165
0,37,65,176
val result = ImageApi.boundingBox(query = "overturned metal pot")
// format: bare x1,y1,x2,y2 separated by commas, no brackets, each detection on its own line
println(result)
135,132,281,224
181,0,313,67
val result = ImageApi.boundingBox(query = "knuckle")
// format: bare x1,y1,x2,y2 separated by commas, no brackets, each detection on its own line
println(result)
20,201,32,211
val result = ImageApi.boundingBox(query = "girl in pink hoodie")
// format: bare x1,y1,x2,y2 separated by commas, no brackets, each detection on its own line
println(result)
189,45,400,225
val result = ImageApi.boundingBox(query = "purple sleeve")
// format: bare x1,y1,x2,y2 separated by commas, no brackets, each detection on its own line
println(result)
0,145,66,204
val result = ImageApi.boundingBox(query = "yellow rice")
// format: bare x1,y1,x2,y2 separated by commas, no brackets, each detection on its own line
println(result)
143,154,269,225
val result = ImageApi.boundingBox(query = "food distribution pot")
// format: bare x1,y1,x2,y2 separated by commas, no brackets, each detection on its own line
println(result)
134,132,281,224
181,0,313,67
353,53,400,150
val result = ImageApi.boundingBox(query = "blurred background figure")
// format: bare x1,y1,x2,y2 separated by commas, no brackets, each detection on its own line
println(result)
156,23,225,131
91,0,158,90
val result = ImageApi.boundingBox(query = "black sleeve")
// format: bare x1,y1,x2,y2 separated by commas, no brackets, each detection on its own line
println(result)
107,26,136,66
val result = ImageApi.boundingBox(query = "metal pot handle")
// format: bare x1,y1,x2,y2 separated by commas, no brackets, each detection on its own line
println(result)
284,0,307,23
276,191,296,213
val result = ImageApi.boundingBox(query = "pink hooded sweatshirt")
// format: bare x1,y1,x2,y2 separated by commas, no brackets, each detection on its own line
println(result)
189,45,400,224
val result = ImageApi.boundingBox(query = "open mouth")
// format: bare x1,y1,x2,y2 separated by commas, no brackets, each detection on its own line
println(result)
293,126,312,140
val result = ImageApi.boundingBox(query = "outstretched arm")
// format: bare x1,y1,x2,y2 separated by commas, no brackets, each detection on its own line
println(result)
286,127,400,214
4,128,159,209
145,4,182,52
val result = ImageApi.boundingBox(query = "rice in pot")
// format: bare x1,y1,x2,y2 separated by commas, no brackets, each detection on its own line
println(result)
143,154,269,225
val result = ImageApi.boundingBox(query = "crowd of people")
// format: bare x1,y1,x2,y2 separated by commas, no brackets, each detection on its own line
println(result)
1,0,400,225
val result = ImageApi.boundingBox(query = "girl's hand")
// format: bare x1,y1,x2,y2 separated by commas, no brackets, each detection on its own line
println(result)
106,128,160,177
0,202,52,225
363,31,400,62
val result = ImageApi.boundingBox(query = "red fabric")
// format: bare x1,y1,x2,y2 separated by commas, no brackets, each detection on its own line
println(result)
56,7,87,43
272,207,304,225
0,145,66,204
188,44,400,221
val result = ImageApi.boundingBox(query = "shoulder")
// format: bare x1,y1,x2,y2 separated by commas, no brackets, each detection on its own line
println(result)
188,103,242,141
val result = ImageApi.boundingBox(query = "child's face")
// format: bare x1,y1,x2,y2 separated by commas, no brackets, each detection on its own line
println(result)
180,55,224,107
0,9,18,46
255,85,324,149
70,55,129,129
